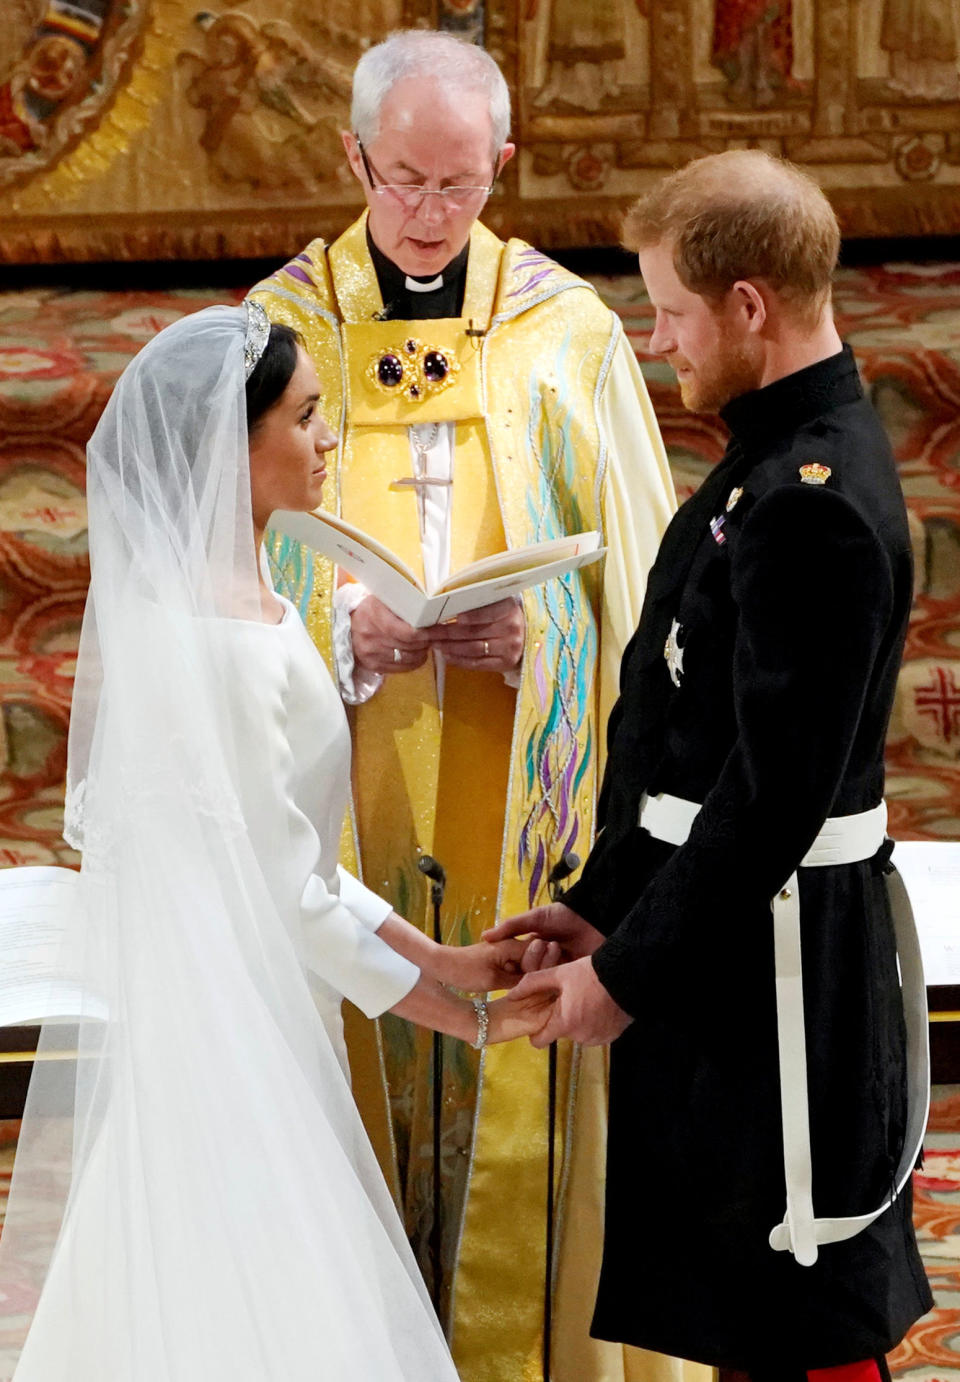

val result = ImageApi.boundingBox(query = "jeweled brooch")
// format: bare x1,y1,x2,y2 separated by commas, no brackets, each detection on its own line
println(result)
368,338,460,402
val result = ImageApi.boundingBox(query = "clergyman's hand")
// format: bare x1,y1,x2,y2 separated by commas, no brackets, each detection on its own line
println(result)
429,597,524,673
507,956,632,1048
351,594,431,675
483,902,604,968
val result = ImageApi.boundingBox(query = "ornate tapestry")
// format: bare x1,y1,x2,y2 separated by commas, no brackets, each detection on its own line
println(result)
515,0,960,238
0,0,412,261
2,0,960,263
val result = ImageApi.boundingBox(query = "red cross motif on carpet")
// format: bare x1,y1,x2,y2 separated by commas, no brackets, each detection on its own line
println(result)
915,666,960,746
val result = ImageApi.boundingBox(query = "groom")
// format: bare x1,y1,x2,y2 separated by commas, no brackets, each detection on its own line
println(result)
488,149,933,1380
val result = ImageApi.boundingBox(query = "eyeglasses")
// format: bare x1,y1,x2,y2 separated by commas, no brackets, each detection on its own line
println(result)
355,139,497,212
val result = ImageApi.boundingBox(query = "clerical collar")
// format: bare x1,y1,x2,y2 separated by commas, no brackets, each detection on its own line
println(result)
367,227,469,320
720,344,862,449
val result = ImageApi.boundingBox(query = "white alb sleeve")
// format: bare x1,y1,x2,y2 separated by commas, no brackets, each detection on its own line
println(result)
597,331,677,741
333,583,384,706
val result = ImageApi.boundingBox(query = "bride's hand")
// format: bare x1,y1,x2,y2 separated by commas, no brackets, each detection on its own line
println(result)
486,990,555,1045
436,939,528,993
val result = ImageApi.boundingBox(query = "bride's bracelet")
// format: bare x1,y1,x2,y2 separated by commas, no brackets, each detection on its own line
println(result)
470,996,489,1050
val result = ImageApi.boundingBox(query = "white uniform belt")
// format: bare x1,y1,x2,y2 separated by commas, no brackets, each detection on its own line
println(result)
637,791,930,1268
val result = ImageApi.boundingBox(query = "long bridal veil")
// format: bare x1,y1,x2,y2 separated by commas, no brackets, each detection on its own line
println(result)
0,308,456,1381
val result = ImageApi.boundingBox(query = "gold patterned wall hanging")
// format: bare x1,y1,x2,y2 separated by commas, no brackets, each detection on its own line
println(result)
499,0,960,243
0,2,151,190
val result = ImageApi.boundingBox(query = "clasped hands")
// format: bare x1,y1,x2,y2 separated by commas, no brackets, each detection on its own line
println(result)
447,903,633,1047
351,593,525,677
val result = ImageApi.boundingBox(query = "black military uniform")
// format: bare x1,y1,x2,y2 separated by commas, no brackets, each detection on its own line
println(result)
563,346,933,1371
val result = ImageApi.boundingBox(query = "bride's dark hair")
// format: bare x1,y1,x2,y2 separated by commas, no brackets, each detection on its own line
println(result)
245,321,302,431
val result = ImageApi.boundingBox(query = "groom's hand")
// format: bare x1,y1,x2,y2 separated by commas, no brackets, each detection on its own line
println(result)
506,956,632,1048
484,902,604,966
487,989,556,1045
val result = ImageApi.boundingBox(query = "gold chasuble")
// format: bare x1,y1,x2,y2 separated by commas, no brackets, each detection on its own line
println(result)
250,218,710,1382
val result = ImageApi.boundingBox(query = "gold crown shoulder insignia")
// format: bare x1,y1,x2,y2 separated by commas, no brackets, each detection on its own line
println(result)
798,463,832,486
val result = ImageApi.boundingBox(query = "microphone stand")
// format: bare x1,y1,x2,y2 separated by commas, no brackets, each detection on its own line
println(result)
543,851,580,1381
418,854,447,1312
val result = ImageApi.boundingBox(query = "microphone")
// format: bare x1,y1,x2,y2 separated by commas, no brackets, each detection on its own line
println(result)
542,849,580,1377
417,851,447,1310
418,854,446,903
547,852,580,901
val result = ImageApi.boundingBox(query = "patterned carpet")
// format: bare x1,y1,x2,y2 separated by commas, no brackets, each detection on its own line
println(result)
894,1088,960,1378
0,285,245,869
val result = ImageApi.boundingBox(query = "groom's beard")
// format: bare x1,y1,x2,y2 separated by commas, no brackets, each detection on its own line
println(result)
673,339,762,414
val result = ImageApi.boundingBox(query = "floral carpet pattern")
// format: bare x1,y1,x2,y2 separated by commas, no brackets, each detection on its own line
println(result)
0,285,245,869
886,1087,960,1378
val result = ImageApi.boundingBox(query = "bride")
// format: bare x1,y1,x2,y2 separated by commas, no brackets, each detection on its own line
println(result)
0,304,550,1380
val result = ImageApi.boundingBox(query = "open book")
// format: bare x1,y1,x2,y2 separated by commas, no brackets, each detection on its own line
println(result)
272,509,605,628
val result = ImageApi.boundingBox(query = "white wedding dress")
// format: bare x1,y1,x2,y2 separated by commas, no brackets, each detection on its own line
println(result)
1,594,459,1382
223,593,421,1061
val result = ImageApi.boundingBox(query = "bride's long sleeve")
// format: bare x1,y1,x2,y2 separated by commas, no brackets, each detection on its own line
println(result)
220,618,419,1020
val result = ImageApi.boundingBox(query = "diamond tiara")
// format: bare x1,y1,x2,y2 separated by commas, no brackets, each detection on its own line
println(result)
243,299,271,379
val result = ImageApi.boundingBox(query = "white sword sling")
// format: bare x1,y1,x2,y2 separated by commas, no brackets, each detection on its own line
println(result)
638,792,930,1268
